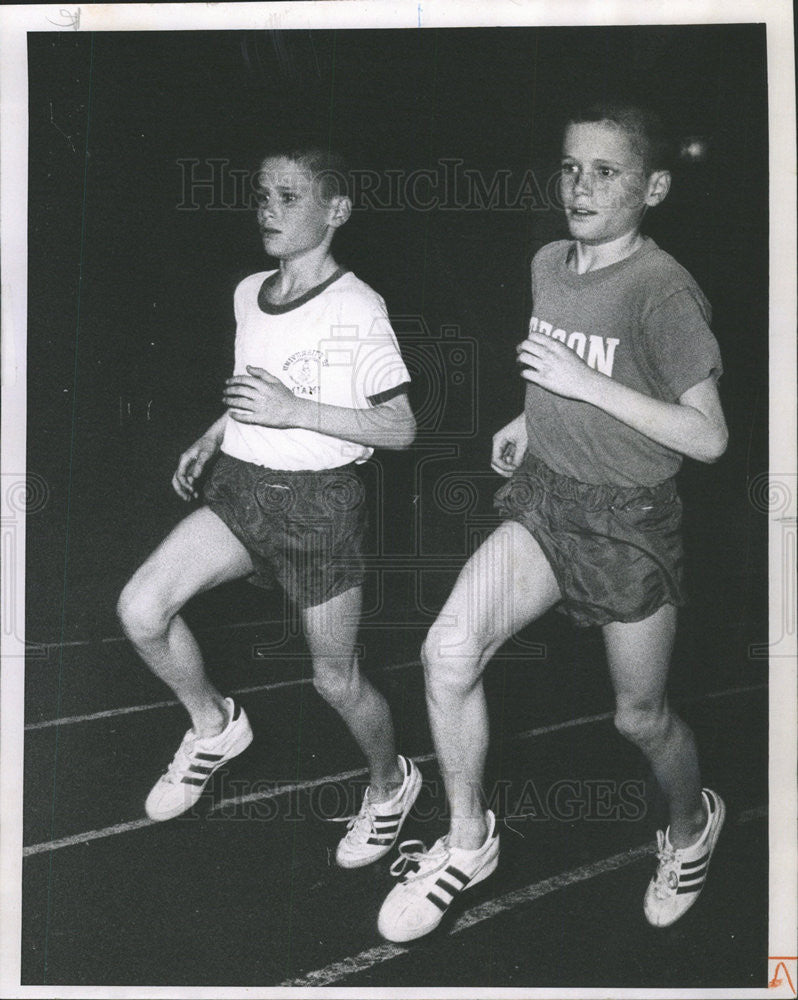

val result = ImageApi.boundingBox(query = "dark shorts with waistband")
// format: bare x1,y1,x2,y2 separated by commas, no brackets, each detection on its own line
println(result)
493,453,685,627
202,452,366,609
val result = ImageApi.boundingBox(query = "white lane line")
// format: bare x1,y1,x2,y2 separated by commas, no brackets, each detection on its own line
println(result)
25,697,196,731
23,818,157,855
210,766,395,815
24,659,422,731
279,805,768,988
31,616,287,650
25,661,767,734
209,712,631,814
22,710,621,856
278,846,652,988
22,686,767,857
144,708,637,817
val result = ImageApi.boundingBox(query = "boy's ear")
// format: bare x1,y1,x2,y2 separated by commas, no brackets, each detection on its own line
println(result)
645,169,671,207
328,195,352,229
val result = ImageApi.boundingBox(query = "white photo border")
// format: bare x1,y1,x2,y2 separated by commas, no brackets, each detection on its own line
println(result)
1,2,795,998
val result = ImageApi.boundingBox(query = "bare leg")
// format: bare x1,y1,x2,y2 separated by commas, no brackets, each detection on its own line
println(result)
302,585,403,802
117,507,254,737
423,521,561,848
603,604,706,847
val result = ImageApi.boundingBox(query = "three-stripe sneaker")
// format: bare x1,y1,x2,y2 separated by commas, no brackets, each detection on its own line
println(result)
144,698,253,821
377,809,499,942
335,755,422,869
643,788,726,927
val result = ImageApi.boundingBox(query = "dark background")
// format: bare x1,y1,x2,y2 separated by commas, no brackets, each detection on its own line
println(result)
27,24,768,649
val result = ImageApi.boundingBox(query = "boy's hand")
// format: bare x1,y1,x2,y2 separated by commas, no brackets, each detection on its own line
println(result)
491,413,527,477
223,366,300,427
172,437,219,500
516,333,601,401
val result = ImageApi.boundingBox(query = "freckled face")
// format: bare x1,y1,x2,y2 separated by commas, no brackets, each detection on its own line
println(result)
255,157,334,260
560,121,654,245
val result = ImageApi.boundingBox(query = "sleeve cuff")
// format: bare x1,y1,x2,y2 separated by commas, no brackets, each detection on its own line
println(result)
366,381,411,406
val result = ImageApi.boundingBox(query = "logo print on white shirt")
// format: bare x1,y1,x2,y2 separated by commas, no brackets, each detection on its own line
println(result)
283,349,328,397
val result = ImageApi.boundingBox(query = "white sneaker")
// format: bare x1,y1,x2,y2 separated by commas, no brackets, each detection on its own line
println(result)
377,810,499,942
145,698,253,821
644,788,726,927
336,755,422,869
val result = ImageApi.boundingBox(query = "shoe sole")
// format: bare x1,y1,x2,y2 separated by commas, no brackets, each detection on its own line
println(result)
145,722,254,822
644,789,726,928
336,762,423,869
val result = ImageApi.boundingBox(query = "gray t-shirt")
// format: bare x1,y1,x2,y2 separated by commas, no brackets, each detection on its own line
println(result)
524,237,723,487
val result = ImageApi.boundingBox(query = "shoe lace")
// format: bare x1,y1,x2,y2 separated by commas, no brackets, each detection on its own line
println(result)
389,838,450,885
161,733,198,784
652,829,681,899
339,792,378,846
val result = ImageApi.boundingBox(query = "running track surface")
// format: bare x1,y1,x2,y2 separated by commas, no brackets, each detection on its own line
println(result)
22,600,768,990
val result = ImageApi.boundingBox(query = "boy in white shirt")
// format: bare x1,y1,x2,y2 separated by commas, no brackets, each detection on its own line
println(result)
118,146,421,868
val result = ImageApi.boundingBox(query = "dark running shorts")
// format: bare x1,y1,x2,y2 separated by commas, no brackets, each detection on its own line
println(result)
202,452,366,609
493,454,685,627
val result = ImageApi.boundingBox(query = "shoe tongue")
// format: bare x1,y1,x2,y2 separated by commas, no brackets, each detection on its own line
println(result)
179,732,198,753
430,835,449,857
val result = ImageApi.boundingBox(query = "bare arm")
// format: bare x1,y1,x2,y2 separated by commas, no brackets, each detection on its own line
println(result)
516,333,728,463
289,392,416,449
200,413,229,446
172,413,228,500
579,374,727,462
223,366,416,450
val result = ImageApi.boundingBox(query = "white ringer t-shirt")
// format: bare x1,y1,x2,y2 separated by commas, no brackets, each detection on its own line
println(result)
221,268,411,471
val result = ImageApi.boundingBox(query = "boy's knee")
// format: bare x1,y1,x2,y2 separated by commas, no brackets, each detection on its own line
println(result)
312,659,356,709
117,577,169,641
421,628,483,698
613,701,669,746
